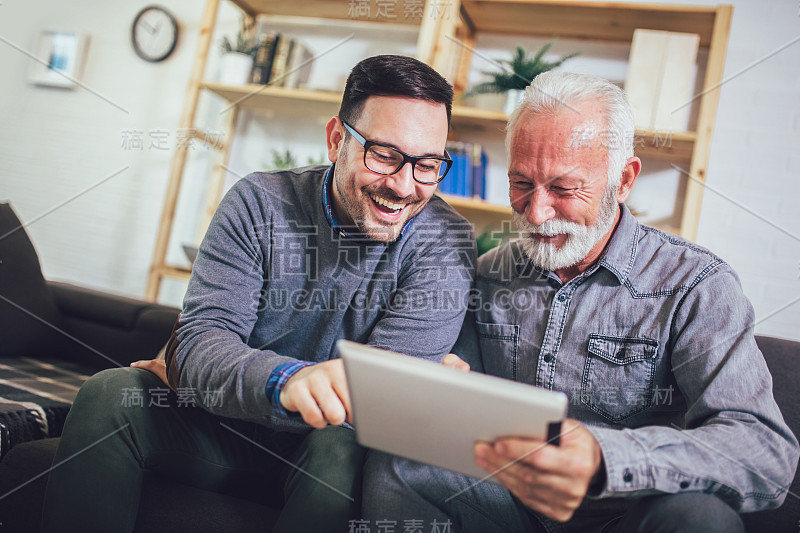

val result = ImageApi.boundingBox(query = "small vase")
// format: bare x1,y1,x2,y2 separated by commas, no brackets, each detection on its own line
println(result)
219,52,254,86
504,89,525,115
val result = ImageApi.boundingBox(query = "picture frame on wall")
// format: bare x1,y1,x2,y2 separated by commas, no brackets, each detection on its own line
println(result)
29,31,88,89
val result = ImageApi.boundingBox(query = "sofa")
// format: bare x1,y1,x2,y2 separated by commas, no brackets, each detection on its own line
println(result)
0,201,797,532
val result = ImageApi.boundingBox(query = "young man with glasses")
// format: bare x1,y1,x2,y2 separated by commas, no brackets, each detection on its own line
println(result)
41,55,475,532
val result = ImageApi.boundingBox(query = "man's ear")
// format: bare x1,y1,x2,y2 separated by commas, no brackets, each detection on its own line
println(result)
326,116,344,163
616,156,641,203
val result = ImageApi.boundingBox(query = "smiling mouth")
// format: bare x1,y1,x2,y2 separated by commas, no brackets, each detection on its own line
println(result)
532,232,564,243
370,193,408,215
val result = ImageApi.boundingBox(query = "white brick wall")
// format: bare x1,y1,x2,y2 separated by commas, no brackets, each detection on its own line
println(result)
1,0,797,340
693,0,800,340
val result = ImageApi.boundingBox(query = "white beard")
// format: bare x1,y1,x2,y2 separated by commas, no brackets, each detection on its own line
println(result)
513,185,619,272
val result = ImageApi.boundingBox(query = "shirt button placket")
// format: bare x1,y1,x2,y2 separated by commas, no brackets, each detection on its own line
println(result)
537,289,569,386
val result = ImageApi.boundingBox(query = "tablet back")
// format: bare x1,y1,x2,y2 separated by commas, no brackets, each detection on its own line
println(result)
339,340,568,481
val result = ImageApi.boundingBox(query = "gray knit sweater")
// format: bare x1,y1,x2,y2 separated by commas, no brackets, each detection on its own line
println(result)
174,166,476,431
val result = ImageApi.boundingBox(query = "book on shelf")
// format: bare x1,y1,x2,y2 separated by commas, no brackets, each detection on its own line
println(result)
283,41,313,90
624,29,699,132
439,141,487,200
250,32,279,84
269,35,293,86
250,16,315,89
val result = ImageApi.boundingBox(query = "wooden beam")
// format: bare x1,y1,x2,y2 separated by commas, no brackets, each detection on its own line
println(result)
680,5,733,241
145,0,220,302
460,1,718,45
195,106,242,244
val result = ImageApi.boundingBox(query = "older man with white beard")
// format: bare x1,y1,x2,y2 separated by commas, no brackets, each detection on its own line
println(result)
362,71,798,533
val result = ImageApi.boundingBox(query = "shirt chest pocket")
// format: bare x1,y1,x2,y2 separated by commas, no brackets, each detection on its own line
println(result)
582,334,659,423
476,322,519,381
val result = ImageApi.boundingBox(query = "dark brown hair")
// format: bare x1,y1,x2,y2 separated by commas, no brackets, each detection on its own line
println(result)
338,55,453,127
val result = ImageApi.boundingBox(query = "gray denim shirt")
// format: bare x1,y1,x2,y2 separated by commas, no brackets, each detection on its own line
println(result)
454,204,798,513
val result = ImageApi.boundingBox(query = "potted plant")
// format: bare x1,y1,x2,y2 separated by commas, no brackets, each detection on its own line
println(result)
468,42,579,114
219,22,257,85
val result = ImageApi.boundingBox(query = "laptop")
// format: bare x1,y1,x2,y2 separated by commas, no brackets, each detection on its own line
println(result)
338,340,568,481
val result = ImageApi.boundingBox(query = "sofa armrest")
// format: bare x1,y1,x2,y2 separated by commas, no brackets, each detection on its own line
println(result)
48,281,180,370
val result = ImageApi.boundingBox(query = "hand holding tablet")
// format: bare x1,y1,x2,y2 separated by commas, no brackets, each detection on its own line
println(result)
338,340,568,482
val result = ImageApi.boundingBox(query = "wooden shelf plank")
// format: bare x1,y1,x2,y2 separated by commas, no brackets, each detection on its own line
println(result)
460,1,719,45
184,128,228,151
451,105,508,131
440,194,512,215
451,105,697,160
203,84,697,162
160,265,193,282
203,85,506,131
635,130,695,161
439,196,513,233
203,82,342,115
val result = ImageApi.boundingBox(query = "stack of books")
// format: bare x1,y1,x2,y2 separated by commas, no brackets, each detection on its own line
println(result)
249,28,313,88
438,142,488,200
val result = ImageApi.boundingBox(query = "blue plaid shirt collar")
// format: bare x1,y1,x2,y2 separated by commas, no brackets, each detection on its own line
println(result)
321,164,416,241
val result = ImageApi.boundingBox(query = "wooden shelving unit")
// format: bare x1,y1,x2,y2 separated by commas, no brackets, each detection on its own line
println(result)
145,0,731,302
432,0,732,241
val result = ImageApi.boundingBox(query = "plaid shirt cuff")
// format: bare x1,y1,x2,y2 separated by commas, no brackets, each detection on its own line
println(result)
265,361,316,418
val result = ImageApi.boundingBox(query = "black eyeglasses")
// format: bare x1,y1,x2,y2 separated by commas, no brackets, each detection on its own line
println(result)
341,120,452,185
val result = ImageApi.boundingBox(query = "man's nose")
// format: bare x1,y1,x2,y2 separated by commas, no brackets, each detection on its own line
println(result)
527,188,555,226
384,161,416,199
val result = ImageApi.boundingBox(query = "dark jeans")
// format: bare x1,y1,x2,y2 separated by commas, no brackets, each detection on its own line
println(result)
40,367,365,533
363,452,745,533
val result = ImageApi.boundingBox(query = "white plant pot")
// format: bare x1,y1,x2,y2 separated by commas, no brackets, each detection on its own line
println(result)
219,52,253,86
504,89,525,115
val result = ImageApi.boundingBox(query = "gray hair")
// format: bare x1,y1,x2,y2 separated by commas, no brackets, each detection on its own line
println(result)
505,71,635,188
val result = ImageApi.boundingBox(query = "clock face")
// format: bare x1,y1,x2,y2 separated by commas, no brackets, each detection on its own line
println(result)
131,6,178,63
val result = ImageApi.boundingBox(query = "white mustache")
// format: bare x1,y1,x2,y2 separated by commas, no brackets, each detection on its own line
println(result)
520,218,584,237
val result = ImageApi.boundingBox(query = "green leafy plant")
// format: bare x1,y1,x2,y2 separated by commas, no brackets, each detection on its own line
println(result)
270,148,296,170
221,23,257,56
267,149,327,170
476,226,517,257
467,42,580,96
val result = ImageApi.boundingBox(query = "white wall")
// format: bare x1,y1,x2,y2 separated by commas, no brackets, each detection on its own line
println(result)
0,0,797,340
0,0,238,305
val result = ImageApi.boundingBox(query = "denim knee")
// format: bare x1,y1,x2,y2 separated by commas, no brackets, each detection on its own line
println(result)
299,426,364,474
617,493,744,533
65,367,163,433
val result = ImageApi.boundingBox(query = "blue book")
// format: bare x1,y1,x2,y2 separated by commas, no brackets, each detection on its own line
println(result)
454,151,468,197
471,143,487,200
442,142,458,196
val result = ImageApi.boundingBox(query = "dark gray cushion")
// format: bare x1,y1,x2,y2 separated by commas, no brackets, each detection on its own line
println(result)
49,282,179,369
0,438,279,533
0,203,65,358
0,436,58,532
741,335,800,533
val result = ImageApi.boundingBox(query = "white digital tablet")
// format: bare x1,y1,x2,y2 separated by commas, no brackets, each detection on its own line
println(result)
338,340,568,481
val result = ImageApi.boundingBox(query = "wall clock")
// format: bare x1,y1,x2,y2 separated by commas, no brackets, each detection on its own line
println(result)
131,6,179,63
